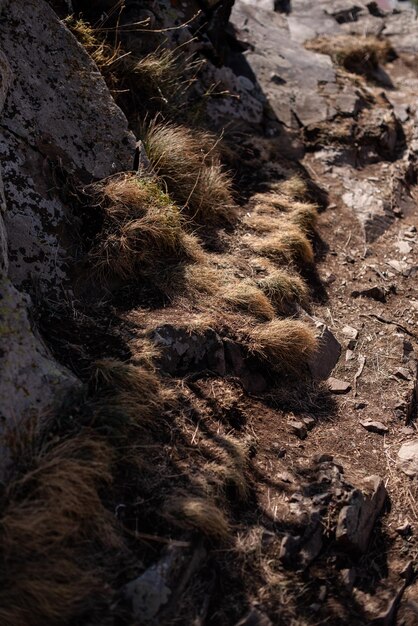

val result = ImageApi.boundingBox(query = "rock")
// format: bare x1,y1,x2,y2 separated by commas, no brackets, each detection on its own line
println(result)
302,416,316,431
355,402,368,410
234,608,273,626
394,367,411,381
0,0,135,292
230,1,336,129
360,420,389,434
396,522,412,536
346,349,355,361
288,420,308,440
314,453,334,464
307,316,341,380
0,277,80,476
123,545,199,622
327,377,352,394
342,174,403,243
223,339,268,394
397,240,412,255
336,475,387,553
351,285,387,302
124,559,173,622
398,440,418,477
342,325,359,340
387,259,407,273
279,511,323,568
150,325,226,376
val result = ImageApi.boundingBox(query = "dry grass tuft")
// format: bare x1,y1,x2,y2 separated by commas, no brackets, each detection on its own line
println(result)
222,280,275,320
66,18,199,115
143,120,235,223
306,35,395,79
246,318,318,373
288,203,318,233
91,359,173,428
257,269,309,311
90,175,204,282
206,435,250,501
277,175,309,201
0,436,121,626
167,496,230,540
248,227,314,264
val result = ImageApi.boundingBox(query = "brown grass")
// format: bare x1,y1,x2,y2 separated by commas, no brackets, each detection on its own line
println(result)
257,269,308,311
0,436,121,626
306,35,395,79
277,175,309,200
248,227,314,264
143,120,235,223
246,318,318,373
89,175,204,282
66,18,199,116
167,496,230,540
222,280,275,320
288,203,318,233
91,359,173,428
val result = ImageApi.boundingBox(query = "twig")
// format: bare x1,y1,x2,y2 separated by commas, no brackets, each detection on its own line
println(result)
359,313,418,339
353,355,366,397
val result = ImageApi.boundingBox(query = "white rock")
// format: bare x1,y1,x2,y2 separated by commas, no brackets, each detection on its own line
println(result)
398,440,418,477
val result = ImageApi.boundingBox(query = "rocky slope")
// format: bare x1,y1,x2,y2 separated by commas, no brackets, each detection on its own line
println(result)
1,0,418,625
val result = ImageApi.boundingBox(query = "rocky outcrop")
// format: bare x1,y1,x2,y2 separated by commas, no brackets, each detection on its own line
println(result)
0,0,135,292
0,0,136,457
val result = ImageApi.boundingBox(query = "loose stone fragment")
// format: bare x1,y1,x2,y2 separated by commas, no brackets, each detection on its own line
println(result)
336,475,387,553
398,440,418,477
360,420,389,435
342,325,359,340
288,420,308,440
328,377,352,394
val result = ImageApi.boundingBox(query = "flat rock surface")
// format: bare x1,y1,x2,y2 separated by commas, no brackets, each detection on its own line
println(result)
0,0,135,291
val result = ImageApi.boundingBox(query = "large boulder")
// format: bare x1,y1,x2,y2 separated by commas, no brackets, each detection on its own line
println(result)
0,0,137,467
0,0,136,292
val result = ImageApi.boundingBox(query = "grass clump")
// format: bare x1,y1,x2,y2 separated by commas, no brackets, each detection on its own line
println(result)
305,35,395,80
222,280,275,320
248,227,314,264
0,435,121,626
257,269,308,311
167,496,230,540
288,203,318,233
89,174,204,282
90,359,173,431
277,175,309,201
66,18,198,117
143,120,235,224
246,319,318,373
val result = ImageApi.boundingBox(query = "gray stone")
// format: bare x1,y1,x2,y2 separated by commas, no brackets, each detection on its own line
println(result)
398,440,418,477
288,420,308,439
280,511,323,568
150,325,226,376
342,325,359,340
351,285,387,302
341,164,414,242
360,420,389,434
328,377,352,394
230,2,336,130
302,416,316,431
308,317,341,380
394,367,411,381
0,0,136,292
336,475,387,553
123,545,193,622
